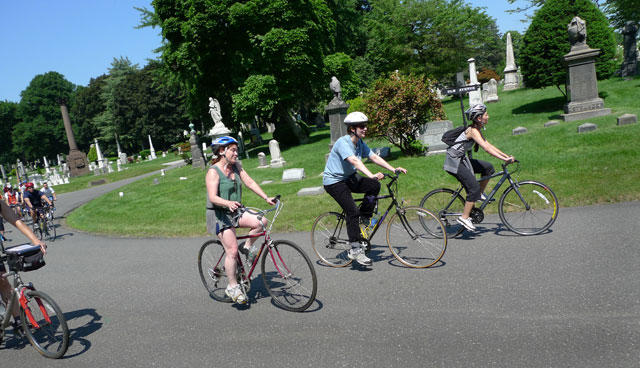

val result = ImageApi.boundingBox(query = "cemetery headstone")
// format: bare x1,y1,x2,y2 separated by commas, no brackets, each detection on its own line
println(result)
482,79,499,103
544,120,560,127
325,76,349,150
43,156,50,174
117,161,122,172
577,122,597,133
512,127,528,135
148,135,157,160
115,133,126,164
257,152,269,168
0,164,6,180
94,138,105,168
617,113,637,126
369,147,391,159
503,32,520,91
621,21,639,77
467,58,482,106
297,187,325,196
282,168,305,183
189,123,207,169
417,120,453,155
269,140,286,168
561,17,611,122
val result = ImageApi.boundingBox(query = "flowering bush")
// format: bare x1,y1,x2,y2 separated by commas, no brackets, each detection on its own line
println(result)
477,68,501,84
363,73,445,156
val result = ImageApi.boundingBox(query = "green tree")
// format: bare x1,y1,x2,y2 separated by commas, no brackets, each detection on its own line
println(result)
363,73,445,156
12,72,75,161
364,0,503,81
603,0,640,29
520,0,617,92
0,101,20,165
147,0,340,145
70,74,108,152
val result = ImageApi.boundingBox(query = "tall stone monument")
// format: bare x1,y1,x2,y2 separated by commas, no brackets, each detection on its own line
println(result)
561,16,611,122
325,76,349,151
0,164,6,181
621,21,639,77
115,134,127,165
94,138,105,169
189,123,207,169
60,99,90,177
467,58,482,106
503,32,520,91
148,135,157,160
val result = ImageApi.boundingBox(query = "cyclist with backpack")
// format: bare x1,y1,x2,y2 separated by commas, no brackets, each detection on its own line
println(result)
443,104,514,231
205,136,276,304
323,112,407,266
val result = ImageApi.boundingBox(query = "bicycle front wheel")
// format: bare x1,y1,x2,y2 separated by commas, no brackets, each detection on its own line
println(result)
386,207,447,268
499,181,559,235
310,212,353,267
261,240,317,312
33,221,43,240
45,219,56,242
420,188,465,238
198,240,233,303
20,290,69,359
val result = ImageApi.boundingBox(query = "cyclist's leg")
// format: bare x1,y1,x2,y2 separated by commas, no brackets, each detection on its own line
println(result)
237,212,267,249
470,159,495,195
217,226,240,287
347,174,380,218
325,181,360,244
0,276,19,316
454,165,481,219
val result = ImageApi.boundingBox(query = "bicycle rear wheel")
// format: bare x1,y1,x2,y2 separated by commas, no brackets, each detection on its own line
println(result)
20,290,69,359
198,240,233,303
420,188,465,238
262,240,317,312
310,212,353,267
386,206,447,268
33,220,43,240
499,181,559,235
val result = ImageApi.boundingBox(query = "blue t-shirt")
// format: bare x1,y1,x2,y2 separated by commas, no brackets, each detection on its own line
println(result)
23,190,44,207
323,135,373,186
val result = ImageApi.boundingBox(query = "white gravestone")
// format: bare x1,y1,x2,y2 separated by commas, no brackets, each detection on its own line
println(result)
269,140,286,168
617,113,637,126
483,79,499,103
512,127,528,135
297,187,325,196
257,152,269,168
503,32,519,91
467,58,482,106
94,139,105,168
577,123,597,133
282,168,305,183
117,161,122,172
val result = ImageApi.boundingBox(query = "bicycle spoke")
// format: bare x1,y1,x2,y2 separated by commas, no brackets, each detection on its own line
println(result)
387,207,447,268
499,181,559,235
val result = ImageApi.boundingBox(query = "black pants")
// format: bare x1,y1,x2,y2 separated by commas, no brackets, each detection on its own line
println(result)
324,174,381,243
448,158,495,202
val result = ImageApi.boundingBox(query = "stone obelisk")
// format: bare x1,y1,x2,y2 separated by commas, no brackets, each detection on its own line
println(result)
503,32,519,91
60,99,90,177
467,58,482,106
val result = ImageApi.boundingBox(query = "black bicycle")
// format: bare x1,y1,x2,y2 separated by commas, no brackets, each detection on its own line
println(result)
421,160,559,237
32,205,55,242
311,172,447,268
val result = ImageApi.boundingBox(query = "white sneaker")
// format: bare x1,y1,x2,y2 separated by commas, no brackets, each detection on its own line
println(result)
348,247,372,266
456,216,476,231
225,284,247,304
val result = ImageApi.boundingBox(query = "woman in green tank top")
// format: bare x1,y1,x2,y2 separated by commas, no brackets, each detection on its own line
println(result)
205,136,276,304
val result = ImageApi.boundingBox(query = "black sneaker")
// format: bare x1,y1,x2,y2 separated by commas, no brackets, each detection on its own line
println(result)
237,241,249,257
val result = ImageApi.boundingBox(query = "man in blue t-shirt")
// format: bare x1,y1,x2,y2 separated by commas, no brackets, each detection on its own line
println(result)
322,112,407,266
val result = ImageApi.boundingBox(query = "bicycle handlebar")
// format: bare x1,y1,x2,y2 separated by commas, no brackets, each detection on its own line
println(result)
237,194,282,217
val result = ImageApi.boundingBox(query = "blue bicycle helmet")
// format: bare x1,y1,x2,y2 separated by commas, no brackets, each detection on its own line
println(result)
210,136,238,154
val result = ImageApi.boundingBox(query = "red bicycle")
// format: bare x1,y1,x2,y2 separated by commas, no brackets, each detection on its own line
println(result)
197,196,318,312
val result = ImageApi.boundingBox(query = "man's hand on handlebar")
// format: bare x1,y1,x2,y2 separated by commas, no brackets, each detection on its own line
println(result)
394,167,408,174
370,172,384,180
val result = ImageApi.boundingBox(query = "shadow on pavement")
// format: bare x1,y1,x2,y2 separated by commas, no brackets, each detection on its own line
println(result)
60,308,103,359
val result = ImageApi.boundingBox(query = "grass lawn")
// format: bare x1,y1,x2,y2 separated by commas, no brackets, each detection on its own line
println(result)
52,154,184,195
67,77,640,237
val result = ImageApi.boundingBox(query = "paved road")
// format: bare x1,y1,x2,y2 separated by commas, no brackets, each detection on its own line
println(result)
2,175,639,367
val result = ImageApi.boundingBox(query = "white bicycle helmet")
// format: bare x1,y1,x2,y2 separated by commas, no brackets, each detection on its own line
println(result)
344,111,369,126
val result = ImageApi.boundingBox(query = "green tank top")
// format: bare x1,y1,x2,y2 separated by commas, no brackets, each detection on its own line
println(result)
207,164,242,211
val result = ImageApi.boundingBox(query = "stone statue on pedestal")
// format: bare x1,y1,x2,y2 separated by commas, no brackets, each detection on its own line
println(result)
207,97,231,137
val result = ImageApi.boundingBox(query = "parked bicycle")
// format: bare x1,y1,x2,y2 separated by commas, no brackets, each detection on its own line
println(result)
198,196,317,312
0,242,69,358
311,172,447,269
420,160,559,237
32,205,55,242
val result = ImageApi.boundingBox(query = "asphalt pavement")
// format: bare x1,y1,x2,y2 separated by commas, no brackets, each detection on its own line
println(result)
1,171,639,367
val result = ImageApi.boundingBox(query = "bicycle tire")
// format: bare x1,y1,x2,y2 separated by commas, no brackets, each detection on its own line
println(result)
498,181,559,235
20,290,69,359
386,206,448,268
420,188,465,238
310,212,353,267
47,219,56,242
198,240,233,303
33,221,43,240
261,240,317,312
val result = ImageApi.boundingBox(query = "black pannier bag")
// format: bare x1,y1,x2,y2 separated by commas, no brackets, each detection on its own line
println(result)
6,244,46,272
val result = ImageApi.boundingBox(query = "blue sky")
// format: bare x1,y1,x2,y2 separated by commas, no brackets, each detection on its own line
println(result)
0,0,533,103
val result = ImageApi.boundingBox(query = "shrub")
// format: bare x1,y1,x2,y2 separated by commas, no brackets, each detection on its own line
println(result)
88,145,97,162
363,73,446,156
520,0,617,90
477,68,501,84
139,149,151,160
